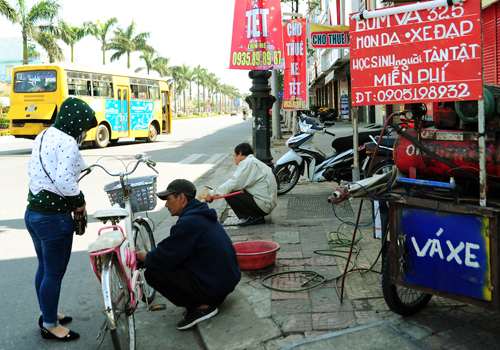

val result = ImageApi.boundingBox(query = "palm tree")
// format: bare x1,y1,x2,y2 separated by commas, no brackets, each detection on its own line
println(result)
9,0,61,64
170,65,188,116
135,50,170,76
0,0,15,21
108,20,153,69
176,64,192,114
89,17,117,65
36,30,63,63
207,73,220,112
59,20,95,62
201,70,210,113
193,65,207,114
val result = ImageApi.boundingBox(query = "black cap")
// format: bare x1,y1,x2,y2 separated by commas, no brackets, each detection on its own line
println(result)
157,179,196,200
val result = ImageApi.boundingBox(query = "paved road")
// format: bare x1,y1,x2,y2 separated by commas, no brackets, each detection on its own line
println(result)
0,115,250,350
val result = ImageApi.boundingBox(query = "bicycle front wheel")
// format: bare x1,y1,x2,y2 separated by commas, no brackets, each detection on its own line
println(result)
134,220,156,303
102,256,136,350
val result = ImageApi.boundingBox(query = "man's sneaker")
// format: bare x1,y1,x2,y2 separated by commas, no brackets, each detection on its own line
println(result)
176,306,218,330
237,216,251,224
238,216,265,226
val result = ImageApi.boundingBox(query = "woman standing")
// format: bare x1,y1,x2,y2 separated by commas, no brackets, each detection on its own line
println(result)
25,97,97,341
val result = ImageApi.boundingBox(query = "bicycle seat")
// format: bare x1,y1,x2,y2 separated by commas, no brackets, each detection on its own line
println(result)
88,227,125,253
93,208,129,222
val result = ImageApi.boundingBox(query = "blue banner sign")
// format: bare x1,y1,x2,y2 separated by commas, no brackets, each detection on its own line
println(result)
401,208,491,301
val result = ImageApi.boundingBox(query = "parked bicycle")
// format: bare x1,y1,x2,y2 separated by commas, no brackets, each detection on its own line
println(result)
79,155,158,350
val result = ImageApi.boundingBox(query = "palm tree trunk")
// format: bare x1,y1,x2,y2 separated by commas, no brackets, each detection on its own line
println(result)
71,44,74,62
102,47,106,65
23,35,29,65
174,82,178,116
203,86,206,114
127,52,130,69
183,90,186,115
197,83,200,114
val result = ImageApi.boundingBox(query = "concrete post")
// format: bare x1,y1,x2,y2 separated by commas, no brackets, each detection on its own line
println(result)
245,70,276,168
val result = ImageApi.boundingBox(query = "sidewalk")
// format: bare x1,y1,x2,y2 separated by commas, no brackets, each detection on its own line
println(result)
157,126,500,350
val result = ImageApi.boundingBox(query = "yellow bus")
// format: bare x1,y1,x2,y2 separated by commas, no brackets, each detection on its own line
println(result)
7,63,171,147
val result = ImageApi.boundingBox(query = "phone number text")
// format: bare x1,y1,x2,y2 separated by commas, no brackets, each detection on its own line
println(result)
355,83,471,104
231,50,283,67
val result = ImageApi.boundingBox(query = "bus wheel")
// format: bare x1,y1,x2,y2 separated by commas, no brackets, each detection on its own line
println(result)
146,123,158,143
94,124,109,148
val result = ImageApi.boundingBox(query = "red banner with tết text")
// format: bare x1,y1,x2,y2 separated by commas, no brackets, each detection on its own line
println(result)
229,0,285,70
283,18,308,110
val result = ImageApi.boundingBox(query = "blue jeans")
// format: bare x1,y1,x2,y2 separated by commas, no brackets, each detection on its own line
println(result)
25,209,75,328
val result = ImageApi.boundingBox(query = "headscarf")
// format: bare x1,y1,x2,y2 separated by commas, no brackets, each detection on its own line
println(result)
52,97,97,139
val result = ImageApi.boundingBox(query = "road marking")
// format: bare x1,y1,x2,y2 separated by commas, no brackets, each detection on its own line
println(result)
203,154,227,165
179,154,204,164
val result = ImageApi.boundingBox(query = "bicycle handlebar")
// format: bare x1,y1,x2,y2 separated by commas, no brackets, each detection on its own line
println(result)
78,155,158,183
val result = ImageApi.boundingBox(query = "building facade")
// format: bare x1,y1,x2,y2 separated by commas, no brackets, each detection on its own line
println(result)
0,37,47,83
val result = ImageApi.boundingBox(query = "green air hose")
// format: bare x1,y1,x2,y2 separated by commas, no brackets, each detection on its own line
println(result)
261,223,387,294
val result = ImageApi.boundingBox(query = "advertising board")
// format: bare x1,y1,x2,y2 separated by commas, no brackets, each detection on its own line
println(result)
350,0,483,106
283,18,309,110
229,0,285,70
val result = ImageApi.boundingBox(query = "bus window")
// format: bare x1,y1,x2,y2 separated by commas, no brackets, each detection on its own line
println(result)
138,85,147,99
131,85,139,99
13,70,57,93
149,86,160,100
130,84,148,99
92,81,101,97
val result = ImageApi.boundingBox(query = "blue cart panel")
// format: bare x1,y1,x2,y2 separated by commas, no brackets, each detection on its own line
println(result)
401,207,491,301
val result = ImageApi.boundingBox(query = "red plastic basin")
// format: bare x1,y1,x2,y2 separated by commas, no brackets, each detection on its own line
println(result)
233,241,280,270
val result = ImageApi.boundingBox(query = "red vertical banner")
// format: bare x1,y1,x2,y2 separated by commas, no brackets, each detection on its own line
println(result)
283,18,308,110
229,0,285,70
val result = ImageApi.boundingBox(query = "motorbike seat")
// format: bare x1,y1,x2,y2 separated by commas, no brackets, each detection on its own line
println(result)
331,131,383,153
365,142,393,154
373,136,396,147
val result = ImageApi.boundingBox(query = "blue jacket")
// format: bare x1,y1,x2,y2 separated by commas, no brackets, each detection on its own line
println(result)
145,199,241,297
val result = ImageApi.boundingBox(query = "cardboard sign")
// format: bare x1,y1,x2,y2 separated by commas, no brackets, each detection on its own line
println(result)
350,0,483,106
309,23,350,49
283,19,309,110
229,0,285,70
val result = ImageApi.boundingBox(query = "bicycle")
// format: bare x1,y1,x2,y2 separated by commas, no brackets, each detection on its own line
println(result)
79,155,159,350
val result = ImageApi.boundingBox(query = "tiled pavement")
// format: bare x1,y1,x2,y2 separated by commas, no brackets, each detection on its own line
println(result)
199,138,500,350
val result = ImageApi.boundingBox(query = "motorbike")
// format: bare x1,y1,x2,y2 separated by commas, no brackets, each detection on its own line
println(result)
317,108,338,124
363,133,396,177
273,115,385,195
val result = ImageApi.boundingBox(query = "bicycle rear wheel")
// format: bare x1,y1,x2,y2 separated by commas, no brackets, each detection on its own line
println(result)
102,256,136,350
134,220,156,303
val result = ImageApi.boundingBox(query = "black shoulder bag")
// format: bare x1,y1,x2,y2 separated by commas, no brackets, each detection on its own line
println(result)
38,130,87,235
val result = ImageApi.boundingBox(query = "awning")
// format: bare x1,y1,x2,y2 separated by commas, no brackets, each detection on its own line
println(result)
6,104,56,120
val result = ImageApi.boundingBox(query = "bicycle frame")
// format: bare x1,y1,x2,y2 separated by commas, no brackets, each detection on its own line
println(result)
82,156,158,335
89,225,143,310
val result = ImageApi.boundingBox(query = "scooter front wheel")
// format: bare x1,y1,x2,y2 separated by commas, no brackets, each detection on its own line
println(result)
273,162,300,195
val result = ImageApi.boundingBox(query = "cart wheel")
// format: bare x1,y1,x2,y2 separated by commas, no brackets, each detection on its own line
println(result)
382,252,432,316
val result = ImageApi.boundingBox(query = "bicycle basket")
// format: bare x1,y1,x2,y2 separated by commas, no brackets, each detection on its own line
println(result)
104,175,158,212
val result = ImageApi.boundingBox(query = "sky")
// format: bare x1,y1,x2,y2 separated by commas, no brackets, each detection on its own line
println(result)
0,0,300,95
